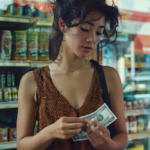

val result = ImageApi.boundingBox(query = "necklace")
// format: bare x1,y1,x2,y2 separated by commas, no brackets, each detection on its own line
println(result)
57,59,87,72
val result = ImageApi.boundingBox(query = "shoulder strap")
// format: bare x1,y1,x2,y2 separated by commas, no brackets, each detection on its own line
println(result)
90,59,116,138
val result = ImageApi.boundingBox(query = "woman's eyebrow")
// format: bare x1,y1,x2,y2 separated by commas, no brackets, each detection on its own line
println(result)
83,21,105,28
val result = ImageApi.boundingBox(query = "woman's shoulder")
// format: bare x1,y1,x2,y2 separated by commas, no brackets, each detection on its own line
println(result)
20,71,37,90
102,66,119,78
101,66,121,91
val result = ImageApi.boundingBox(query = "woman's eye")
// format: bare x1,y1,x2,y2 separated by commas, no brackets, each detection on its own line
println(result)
96,32,102,36
80,27,89,32
80,27,102,36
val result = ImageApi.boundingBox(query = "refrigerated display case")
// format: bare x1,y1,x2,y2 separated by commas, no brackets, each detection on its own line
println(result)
98,0,150,148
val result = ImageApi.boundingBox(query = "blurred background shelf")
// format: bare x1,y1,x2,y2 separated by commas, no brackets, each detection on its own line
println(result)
124,94,150,100
0,101,18,109
125,109,150,116
125,63,150,68
0,15,53,30
0,142,17,149
0,60,52,67
128,132,150,141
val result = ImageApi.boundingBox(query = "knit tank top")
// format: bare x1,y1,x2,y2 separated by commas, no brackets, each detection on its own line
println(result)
33,63,105,150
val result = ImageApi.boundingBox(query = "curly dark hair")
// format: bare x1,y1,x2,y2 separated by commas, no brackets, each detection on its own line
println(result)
49,0,121,61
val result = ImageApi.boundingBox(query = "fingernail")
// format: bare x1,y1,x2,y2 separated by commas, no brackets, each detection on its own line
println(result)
86,123,89,127
91,119,95,122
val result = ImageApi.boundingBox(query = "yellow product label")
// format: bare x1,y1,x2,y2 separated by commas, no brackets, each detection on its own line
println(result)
27,32,38,61
13,31,26,38
12,38,27,60
130,145,144,150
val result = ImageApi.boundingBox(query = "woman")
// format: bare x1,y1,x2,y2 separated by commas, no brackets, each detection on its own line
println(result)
17,0,128,149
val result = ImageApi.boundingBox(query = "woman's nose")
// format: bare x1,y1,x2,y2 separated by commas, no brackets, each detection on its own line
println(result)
86,32,96,43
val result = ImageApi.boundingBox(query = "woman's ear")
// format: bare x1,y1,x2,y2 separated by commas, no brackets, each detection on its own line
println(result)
59,18,67,33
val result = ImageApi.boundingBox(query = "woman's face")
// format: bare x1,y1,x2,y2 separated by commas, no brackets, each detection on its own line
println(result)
63,12,105,58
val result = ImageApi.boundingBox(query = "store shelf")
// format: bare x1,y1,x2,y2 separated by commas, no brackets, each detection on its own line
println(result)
124,94,150,100
36,17,53,27
125,63,150,68
0,142,17,149
0,101,18,109
0,15,53,30
128,132,150,141
0,60,52,67
125,109,150,116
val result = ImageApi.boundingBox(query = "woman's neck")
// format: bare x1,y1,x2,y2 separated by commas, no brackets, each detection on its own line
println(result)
54,45,86,72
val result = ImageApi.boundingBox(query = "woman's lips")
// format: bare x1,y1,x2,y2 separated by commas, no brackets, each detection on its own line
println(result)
82,46,92,52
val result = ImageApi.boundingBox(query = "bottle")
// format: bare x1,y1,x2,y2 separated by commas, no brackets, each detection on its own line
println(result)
125,116,129,134
137,116,145,133
6,72,12,87
129,116,137,134
1,72,6,88
12,73,15,87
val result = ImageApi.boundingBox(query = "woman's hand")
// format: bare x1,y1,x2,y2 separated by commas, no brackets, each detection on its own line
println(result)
51,117,87,140
86,119,116,150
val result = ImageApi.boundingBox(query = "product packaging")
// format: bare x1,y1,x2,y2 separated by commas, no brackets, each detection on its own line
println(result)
0,31,12,60
0,128,8,142
12,31,27,60
129,116,137,134
27,29,38,61
9,128,17,141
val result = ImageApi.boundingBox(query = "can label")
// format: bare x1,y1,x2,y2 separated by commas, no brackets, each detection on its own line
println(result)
12,31,27,60
38,33,50,61
8,88,12,101
27,32,38,61
3,88,9,101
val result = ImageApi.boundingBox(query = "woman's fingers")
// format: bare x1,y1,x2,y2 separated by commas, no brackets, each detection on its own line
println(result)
91,119,110,136
64,128,83,135
61,117,87,124
66,123,86,129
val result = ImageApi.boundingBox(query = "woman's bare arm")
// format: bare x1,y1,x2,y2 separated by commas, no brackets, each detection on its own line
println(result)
17,71,54,150
103,66,128,149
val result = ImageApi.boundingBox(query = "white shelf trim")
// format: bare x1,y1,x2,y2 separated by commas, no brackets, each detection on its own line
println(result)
0,101,18,109
0,142,17,150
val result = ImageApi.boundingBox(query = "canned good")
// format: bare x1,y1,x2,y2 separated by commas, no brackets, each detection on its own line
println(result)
12,73,15,87
3,88,9,101
6,72,12,87
138,100,144,109
8,88,12,101
0,88,2,101
0,128,8,142
5,4,14,15
1,73,6,88
16,88,18,101
14,4,23,16
12,31,27,60
12,87,18,101
12,88,16,101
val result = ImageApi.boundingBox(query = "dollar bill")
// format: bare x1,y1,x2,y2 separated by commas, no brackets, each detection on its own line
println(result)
72,103,117,141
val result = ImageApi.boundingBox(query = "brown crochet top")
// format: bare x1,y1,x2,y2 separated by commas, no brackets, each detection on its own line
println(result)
33,64,105,150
